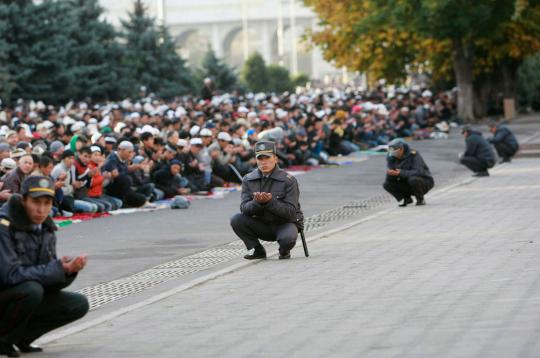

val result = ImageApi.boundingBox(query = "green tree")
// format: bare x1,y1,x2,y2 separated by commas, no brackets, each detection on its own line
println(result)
0,0,78,104
121,0,194,98
267,65,294,93
197,48,238,93
66,0,127,101
243,52,268,93
518,53,540,110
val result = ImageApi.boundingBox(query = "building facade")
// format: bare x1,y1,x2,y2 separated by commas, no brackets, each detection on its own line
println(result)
100,0,341,80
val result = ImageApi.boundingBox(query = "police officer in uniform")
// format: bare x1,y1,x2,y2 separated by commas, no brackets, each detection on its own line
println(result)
459,125,496,177
383,139,434,207
0,176,89,357
230,141,304,260
488,121,519,163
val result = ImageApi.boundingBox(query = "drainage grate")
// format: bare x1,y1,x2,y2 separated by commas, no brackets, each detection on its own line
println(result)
77,193,393,310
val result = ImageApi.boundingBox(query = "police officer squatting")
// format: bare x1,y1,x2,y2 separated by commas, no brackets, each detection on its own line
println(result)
0,176,89,357
383,139,434,207
230,141,304,260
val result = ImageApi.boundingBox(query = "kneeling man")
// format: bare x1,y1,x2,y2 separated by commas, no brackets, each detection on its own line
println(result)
383,139,434,207
231,141,304,260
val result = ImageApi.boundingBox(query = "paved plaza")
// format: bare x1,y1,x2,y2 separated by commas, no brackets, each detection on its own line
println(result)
39,152,540,357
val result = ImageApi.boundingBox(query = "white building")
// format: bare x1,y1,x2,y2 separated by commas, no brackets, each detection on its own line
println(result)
99,0,341,80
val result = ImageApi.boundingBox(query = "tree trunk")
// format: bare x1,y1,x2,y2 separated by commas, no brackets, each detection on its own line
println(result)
452,39,475,121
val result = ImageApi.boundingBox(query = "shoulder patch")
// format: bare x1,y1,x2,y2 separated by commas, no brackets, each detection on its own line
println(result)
0,219,10,227
411,150,417,155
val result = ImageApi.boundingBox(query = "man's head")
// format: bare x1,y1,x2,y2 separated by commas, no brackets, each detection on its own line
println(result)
90,146,103,164
169,160,182,175
61,149,75,168
0,143,10,160
255,141,278,175
189,138,203,154
387,138,406,159
21,176,55,224
117,141,134,161
140,132,154,147
18,154,34,174
38,155,54,176
77,146,92,165
217,132,232,149
488,121,498,134
461,125,472,137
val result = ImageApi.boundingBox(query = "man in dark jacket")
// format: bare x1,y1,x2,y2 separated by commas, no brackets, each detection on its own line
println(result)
383,139,434,207
102,141,147,208
153,160,190,198
488,122,519,163
460,126,496,177
0,176,88,357
230,141,304,260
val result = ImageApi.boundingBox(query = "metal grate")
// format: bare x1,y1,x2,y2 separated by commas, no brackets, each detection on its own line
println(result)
77,193,393,310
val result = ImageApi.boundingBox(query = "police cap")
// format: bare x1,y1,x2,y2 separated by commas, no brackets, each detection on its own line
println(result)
254,140,276,158
21,176,55,198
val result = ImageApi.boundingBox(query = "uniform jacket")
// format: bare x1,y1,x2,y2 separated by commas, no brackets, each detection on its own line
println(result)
464,130,496,165
489,125,519,151
240,167,304,229
0,195,75,289
387,144,434,182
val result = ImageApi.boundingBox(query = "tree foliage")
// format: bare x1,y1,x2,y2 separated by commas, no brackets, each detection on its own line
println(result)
267,65,294,93
243,52,269,93
305,0,540,119
197,48,238,93
121,0,194,99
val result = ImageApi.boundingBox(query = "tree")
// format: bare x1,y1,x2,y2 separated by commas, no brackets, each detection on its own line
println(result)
305,0,540,120
243,52,268,93
121,0,194,98
0,0,79,104
267,65,294,93
518,53,540,110
66,0,126,101
197,48,238,93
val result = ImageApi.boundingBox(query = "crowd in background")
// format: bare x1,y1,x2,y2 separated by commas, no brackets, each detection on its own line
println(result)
0,86,457,216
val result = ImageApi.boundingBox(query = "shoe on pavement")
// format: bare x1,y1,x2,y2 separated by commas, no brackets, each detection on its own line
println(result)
500,157,511,164
0,342,19,357
472,171,489,177
399,197,413,207
15,343,42,353
278,250,291,260
416,198,426,206
244,246,266,260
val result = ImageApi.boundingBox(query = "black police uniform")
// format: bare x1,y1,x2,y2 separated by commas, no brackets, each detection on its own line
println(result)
383,144,434,203
230,142,304,258
460,130,496,174
489,124,519,162
0,177,88,356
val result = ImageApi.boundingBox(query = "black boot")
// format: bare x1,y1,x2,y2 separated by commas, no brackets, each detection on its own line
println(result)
244,245,266,260
416,197,426,206
0,342,19,357
473,171,489,177
15,343,42,353
278,248,291,260
399,197,413,207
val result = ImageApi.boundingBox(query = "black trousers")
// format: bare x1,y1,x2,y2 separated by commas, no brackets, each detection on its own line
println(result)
0,281,88,345
493,142,517,160
230,213,297,253
383,176,434,201
460,156,492,173
106,175,147,208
